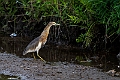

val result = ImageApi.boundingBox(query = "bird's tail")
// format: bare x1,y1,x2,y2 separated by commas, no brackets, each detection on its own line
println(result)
23,50,27,55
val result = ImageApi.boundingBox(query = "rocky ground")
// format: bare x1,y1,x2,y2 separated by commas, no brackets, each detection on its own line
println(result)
0,53,120,80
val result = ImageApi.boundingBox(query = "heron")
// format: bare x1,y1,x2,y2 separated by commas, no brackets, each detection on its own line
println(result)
23,22,60,62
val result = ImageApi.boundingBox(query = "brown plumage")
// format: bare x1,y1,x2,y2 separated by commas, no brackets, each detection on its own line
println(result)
23,22,60,62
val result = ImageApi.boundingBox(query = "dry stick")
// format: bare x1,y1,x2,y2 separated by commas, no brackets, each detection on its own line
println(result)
105,25,107,49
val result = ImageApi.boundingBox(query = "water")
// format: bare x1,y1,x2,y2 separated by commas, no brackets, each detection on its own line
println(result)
0,37,80,62
0,36,120,79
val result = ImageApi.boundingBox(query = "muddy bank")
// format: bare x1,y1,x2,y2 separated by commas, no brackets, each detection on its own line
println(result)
0,53,119,80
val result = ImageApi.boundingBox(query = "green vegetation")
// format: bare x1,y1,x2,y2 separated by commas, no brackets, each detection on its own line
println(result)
75,0,120,49
0,0,120,51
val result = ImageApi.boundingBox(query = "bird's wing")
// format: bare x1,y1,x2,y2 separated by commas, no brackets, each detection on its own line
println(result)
24,36,40,51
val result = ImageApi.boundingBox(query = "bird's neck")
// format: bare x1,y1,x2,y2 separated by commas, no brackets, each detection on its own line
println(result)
44,24,52,31
40,24,52,38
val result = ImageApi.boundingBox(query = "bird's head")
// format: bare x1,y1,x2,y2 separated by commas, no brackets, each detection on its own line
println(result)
49,22,60,26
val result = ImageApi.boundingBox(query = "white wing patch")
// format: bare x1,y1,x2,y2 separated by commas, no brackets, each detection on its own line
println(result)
26,42,42,54
35,42,42,51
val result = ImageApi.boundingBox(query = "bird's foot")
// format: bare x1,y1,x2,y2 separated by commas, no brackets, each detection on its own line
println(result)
33,53,36,59
37,55,46,63
41,59,46,63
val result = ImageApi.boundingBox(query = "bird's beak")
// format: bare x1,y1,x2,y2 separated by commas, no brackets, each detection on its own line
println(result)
55,23,60,26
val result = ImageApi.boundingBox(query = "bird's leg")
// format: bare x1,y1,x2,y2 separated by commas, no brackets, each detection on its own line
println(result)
33,53,35,59
37,51,46,63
